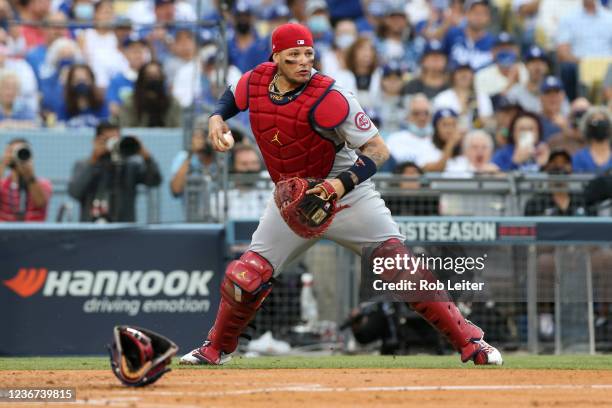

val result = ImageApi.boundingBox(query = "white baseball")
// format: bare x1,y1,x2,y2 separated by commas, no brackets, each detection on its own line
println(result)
221,131,235,148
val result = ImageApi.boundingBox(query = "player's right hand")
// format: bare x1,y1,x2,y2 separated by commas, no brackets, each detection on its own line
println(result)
209,114,232,152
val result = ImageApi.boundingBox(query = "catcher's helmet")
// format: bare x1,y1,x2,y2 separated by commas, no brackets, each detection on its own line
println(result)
108,325,178,387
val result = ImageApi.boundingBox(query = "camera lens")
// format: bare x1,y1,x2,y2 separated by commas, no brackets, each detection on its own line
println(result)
14,146,31,162
119,136,140,157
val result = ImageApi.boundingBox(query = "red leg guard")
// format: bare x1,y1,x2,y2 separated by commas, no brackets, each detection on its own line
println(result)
207,251,273,354
372,239,484,359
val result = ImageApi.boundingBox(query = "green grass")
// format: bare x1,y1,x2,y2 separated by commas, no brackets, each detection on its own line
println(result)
1,355,612,371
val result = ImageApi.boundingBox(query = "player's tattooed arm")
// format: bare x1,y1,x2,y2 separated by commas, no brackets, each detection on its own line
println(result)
359,134,389,169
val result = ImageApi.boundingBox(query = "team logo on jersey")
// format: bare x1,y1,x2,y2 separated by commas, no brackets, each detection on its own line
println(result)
354,112,372,131
271,130,283,146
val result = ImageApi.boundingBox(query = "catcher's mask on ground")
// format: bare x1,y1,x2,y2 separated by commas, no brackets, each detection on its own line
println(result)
108,325,178,387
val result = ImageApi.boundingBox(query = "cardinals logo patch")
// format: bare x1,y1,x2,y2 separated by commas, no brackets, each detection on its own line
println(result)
354,112,372,131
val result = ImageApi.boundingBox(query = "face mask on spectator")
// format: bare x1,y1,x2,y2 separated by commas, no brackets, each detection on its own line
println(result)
235,21,251,35
494,50,517,68
587,119,610,141
405,122,433,138
74,3,94,20
570,110,587,129
308,15,331,35
144,78,165,94
72,82,91,95
335,34,356,50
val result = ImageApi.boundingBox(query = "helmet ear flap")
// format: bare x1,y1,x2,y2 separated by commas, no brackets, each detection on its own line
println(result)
108,326,178,387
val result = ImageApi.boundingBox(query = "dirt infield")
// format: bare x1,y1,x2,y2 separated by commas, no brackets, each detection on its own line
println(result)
2,368,612,407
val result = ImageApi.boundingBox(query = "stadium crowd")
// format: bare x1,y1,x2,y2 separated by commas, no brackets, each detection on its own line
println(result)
1,0,612,221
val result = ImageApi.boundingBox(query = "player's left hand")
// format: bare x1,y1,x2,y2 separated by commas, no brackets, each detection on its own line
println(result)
306,178,345,200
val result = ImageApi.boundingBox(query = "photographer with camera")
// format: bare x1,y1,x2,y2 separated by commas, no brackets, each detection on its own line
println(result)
68,122,161,222
0,139,52,221
170,118,217,198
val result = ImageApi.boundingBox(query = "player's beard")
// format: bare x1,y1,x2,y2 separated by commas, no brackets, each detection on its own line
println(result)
279,60,312,86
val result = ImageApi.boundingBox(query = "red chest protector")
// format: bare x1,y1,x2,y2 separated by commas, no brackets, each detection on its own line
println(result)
234,62,350,183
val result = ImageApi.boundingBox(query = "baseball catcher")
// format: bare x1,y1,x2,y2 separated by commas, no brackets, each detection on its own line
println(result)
180,23,502,366
108,325,178,387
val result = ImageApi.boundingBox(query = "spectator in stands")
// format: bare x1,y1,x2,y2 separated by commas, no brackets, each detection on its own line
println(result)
422,108,462,172
227,2,269,73
119,61,182,127
265,3,292,32
420,0,465,42
539,76,569,141
506,45,569,115
107,35,150,118
547,97,591,155
475,32,528,98
319,18,357,84
372,61,408,135
512,0,539,49
0,42,39,117
493,110,550,171
556,0,612,100
572,106,612,173
218,143,270,220
305,0,334,51
79,0,124,88
433,63,493,131
524,149,589,216
17,0,50,50
170,118,216,198
172,43,242,110
386,94,435,166
403,93,435,137
287,0,307,23
443,0,495,71
25,11,67,85
163,29,196,86
0,72,37,127
126,0,195,26
386,161,440,216
39,38,83,124
68,122,161,222
344,36,381,108
491,94,521,148
446,129,499,175
375,3,419,71
58,63,109,127
402,40,448,100
138,0,193,64
113,16,133,47
531,0,581,51
0,138,52,221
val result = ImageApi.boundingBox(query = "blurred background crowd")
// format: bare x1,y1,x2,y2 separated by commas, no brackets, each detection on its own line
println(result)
1,0,612,222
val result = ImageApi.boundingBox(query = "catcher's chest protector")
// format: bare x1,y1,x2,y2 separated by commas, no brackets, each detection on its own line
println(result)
244,63,343,183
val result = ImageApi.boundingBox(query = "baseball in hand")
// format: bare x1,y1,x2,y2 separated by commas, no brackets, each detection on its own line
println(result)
221,131,235,149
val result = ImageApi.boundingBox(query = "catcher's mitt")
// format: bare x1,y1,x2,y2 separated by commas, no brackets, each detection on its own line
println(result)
108,325,178,387
274,177,343,239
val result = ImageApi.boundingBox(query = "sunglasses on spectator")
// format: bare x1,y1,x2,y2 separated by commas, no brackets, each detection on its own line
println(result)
411,110,431,116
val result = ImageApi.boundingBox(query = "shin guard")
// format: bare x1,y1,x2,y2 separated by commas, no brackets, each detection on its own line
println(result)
207,251,273,354
372,239,484,359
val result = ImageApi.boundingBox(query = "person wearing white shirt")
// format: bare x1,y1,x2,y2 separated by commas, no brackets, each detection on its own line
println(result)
474,32,528,98
125,0,196,26
79,0,127,88
386,94,437,166
0,46,39,116
433,62,493,132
